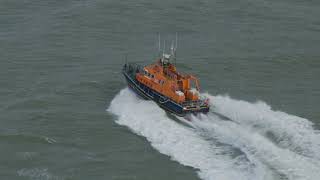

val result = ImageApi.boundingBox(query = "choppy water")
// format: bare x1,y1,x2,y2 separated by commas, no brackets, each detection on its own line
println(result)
1,0,320,180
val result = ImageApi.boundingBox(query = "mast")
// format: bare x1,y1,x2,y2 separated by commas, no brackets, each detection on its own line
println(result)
163,39,166,61
157,34,178,67
174,33,178,65
158,33,161,58
171,40,175,65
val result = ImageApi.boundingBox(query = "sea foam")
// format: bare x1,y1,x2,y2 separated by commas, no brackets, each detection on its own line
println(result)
108,88,320,180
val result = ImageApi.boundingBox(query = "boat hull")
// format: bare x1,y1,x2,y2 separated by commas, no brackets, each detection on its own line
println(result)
123,71,209,117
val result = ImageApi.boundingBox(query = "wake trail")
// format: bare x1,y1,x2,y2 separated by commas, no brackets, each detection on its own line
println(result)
190,115,320,180
108,88,266,180
205,94,320,161
108,88,320,180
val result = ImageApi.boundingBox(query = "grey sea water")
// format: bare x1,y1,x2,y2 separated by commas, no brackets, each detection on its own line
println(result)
1,0,320,180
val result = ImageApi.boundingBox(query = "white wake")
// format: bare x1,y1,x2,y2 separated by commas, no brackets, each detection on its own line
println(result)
108,88,320,180
206,94,320,161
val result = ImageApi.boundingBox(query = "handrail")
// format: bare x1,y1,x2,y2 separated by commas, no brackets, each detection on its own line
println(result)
159,97,169,104
181,100,204,107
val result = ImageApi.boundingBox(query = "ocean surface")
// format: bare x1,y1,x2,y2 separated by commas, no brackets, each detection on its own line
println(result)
1,0,320,180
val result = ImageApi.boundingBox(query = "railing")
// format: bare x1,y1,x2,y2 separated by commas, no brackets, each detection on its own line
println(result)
181,100,204,107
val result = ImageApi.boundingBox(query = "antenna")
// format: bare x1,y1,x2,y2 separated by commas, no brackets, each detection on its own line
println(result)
170,40,174,55
174,33,178,65
158,33,161,56
171,40,176,66
175,32,178,50
163,39,166,56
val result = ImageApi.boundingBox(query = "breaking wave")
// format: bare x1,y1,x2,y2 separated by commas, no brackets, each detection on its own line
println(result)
108,88,320,180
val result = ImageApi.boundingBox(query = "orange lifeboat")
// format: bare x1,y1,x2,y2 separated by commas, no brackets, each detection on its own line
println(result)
122,40,210,117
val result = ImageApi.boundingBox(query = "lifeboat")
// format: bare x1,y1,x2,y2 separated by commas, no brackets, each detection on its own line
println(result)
122,41,210,117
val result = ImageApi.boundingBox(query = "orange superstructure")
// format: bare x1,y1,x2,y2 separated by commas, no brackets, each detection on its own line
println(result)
136,58,201,104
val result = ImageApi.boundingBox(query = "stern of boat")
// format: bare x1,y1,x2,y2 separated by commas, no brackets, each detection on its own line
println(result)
181,98,210,115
